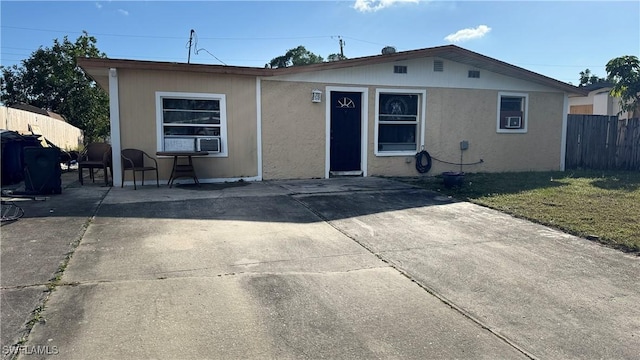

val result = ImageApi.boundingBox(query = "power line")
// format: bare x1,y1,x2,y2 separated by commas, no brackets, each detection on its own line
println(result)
1,46,38,51
1,25,184,39
1,25,337,41
0,25,613,73
0,52,30,56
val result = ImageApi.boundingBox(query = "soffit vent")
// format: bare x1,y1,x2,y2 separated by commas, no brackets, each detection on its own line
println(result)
394,65,407,74
433,60,444,72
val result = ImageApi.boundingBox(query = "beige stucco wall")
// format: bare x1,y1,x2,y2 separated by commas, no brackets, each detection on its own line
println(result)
369,88,565,176
261,80,326,180
116,69,258,181
260,82,566,179
114,69,565,181
419,88,564,174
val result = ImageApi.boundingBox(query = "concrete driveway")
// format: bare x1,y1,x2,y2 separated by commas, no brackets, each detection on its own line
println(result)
6,177,640,359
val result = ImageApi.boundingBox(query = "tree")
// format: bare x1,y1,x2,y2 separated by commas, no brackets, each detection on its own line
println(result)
268,46,324,68
1,31,110,144
606,55,640,116
327,53,347,62
578,68,606,87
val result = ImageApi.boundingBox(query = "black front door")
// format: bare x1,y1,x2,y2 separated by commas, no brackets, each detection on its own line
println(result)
330,92,362,172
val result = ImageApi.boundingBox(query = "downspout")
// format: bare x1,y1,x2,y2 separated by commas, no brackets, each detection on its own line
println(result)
109,68,122,186
560,92,569,171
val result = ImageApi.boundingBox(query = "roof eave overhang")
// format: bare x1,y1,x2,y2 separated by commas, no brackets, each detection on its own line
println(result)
77,57,274,90
77,44,588,96
271,45,588,96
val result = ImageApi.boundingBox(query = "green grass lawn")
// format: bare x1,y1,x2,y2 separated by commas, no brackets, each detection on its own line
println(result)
397,171,640,253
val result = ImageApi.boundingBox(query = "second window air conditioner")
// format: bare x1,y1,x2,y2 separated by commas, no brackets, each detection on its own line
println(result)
197,137,221,153
505,116,522,129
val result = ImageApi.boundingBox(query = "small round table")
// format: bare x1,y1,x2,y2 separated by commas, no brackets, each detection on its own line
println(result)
156,151,209,188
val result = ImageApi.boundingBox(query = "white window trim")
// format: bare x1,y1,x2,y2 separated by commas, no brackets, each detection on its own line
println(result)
497,91,528,134
374,88,426,157
155,91,228,157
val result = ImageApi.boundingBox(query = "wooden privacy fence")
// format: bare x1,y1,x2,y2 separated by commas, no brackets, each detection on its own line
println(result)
0,106,83,150
565,115,640,171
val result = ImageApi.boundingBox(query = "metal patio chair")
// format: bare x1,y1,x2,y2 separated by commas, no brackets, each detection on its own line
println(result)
78,143,112,186
121,148,159,190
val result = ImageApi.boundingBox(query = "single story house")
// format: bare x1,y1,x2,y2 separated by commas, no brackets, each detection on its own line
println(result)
568,82,634,119
78,45,587,187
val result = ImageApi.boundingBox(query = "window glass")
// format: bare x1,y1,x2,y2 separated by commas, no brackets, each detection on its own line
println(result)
163,99,219,111
379,94,418,119
376,92,420,154
497,93,527,132
500,97,522,112
378,124,416,151
162,110,220,124
157,93,226,154
163,126,220,136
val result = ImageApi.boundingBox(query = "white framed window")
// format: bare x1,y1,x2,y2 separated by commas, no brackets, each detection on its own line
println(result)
155,91,228,156
497,92,528,134
374,89,426,156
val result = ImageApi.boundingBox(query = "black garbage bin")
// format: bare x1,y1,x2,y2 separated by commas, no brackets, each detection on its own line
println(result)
23,146,62,194
1,131,26,186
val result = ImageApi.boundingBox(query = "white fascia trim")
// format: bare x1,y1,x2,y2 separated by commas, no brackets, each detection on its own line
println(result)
256,78,263,180
560,93,569,171
108,68,122,187
374,88,427,157
496,91,528,134
154,91,229,157
325,86,369,179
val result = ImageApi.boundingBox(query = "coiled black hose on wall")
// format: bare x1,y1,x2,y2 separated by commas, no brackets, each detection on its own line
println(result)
415,150,432,173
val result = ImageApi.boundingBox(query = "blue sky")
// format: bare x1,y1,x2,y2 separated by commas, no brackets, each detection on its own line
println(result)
1,1,639,84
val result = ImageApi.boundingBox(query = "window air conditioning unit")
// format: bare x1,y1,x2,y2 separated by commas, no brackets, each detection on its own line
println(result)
197,137,220,153
505,116,522,128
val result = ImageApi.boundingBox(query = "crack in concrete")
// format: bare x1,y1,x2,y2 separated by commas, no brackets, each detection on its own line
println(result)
1,284,50,291
230,252,373,267
52,266,391,288
291,194,539,360
4,187,112,360
288,188,423,198
376,239,504,253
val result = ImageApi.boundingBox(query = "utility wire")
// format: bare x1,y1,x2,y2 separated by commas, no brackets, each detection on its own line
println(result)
191,30,227,65
1,25,336,41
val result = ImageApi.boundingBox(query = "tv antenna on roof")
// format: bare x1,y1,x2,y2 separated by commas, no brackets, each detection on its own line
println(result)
187,29,194,64
186,29,227,65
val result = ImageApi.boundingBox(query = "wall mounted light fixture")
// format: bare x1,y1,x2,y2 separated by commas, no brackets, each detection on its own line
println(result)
311,89,322,103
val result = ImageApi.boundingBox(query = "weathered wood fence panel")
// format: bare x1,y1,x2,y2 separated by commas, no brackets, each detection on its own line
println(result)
617,118,640,170
565,114,640,171
0,106,83,150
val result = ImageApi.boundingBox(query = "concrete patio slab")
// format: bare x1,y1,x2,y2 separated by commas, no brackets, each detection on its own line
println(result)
297,190,640,359
23,270,526,359
1,179,109,353
9,176,640,359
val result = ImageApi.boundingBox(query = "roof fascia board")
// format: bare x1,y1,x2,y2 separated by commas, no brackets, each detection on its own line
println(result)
77,57,273,77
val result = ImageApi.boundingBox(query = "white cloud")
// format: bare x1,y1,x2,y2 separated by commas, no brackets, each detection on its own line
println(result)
353,0,419,13
118,9,129,16
444,25,491,43
95,2,102,9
